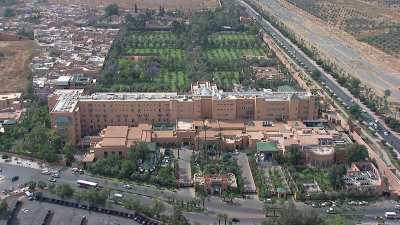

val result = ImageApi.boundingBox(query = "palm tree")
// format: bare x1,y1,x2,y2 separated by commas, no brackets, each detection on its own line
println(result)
223,214,228,225
217,132,223,159
217,213,224,225
203,120,209,162
384,89,391,113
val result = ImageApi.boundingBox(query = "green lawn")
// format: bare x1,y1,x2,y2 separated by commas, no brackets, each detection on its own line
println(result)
126,48,185,61
207,32,264,48
157,70,188,92
206,48,266,61
128,31,177,49
213,71,241,90
291,167,333,192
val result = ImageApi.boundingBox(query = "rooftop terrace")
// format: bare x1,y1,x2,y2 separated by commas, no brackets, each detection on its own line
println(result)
51,83,313,112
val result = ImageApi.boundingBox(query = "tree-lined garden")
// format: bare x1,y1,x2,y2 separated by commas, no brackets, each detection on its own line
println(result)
99,1,294,93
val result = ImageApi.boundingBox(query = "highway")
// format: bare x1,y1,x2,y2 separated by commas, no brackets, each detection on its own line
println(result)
239,0,400,151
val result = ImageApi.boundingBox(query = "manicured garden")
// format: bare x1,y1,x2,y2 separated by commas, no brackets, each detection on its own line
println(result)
289,166,333,192
204,32,270,90
213,71,241,90
206,48,266,61
127,31,178,49
99,2,295,93
207,32,263,48
126,48,185,62
157,70,188,92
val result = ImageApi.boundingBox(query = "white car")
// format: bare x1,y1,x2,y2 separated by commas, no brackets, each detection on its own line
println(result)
41,170,51,175
348,201,357,205
123,184,132,189
326,207,336,214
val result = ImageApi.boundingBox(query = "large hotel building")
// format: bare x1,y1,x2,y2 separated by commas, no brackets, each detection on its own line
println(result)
48,81,319,145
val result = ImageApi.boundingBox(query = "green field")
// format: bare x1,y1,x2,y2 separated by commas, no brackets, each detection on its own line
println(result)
127,31,178,49
158,70,188,92
213,71,241,89
126,48,185,61
207,32,263,48
206,48,266,61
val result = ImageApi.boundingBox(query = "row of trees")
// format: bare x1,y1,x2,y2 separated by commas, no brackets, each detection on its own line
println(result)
263,207,348,225
123,198,165,218
28,181,107,206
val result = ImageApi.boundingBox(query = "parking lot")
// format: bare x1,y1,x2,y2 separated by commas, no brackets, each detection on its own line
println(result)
0,163,42,196
9,198,143,225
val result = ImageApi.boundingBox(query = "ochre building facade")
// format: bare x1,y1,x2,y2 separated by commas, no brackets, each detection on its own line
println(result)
48,82,319,144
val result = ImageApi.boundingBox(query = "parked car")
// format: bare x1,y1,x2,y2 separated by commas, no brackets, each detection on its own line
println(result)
41,170,51,175
348,201,357,206
326,207,336,214
232,218,240,222
359,201,368,206
123,184,132,189
11,176,19,182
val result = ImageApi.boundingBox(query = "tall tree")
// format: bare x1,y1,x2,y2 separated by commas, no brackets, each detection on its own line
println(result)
0,200,7,218
345,144,368,164
328,164,346,190
285,145,301,166
105,4,119,17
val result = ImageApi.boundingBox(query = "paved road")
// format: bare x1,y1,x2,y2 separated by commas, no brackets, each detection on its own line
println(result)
174,147,193,184
240,0,400,151
185,212,265,225
253,0,400,101
294,200,400,225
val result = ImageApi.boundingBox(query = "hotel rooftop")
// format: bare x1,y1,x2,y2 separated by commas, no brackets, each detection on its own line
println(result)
51,81,313,112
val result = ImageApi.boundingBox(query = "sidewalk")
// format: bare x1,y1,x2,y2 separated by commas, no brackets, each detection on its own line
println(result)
234,153,257,196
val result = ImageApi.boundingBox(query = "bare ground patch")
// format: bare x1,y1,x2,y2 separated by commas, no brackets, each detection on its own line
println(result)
0,40,38,93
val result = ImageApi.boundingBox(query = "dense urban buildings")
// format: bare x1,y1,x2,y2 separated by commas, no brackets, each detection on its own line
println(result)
48,81,319,144
0,93,23,126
